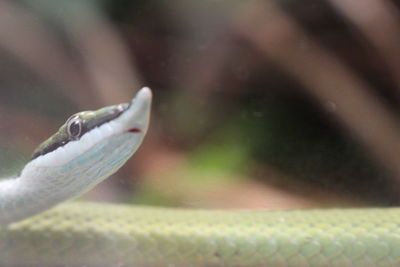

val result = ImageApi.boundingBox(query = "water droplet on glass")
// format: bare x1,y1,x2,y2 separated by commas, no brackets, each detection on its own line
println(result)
325,101,337,113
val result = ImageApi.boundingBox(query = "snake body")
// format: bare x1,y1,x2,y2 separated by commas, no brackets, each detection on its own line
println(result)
2,203,400,267
1,88,400,266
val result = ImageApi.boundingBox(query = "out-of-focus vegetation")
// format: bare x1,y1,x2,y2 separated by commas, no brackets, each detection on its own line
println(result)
1,0,400,209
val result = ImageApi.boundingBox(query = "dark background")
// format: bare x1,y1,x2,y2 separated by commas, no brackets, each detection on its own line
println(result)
1,0,400,209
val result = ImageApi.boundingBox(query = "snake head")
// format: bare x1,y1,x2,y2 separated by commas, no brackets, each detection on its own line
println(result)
0,88,152,224
0,88,151,224
25,87,152,182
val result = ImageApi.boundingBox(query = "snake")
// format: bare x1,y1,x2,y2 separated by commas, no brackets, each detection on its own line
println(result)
1,87,400,267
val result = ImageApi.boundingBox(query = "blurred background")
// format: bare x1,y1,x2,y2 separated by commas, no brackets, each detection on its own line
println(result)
1,0,400,210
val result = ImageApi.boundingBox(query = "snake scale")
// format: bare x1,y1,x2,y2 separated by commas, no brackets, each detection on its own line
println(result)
1,88,400,267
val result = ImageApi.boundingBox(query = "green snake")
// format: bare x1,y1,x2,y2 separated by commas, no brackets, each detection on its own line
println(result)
1,88,400,266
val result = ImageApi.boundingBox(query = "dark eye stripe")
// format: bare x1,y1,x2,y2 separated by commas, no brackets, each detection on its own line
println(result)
31,140,69,160
30,103,129,160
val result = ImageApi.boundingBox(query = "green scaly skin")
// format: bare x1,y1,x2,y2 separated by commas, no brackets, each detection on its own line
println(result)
1,202,400,266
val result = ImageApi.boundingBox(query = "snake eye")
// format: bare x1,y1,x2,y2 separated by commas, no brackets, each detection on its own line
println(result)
67,115,83,140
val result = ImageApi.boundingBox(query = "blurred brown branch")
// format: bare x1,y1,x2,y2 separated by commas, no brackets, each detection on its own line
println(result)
37,1,143,104
0,1,94,107
330,0,400,99
0,1,143,107
234,1,400,185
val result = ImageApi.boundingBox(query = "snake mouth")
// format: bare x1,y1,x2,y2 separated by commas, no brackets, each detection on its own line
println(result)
128,128,141,133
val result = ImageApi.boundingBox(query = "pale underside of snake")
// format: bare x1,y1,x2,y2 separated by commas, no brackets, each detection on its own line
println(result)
1,87,400,267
